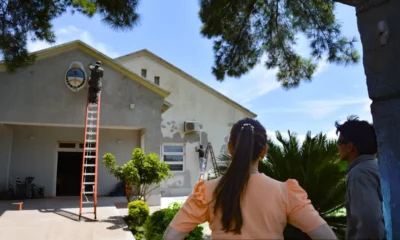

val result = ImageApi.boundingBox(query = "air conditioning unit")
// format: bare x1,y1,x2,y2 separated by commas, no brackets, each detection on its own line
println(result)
184,121,200,133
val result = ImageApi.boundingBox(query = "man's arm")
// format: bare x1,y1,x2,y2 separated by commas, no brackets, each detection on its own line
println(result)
348,173,385,239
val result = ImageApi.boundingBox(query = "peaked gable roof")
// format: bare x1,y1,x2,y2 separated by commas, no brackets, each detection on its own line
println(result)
115,50,257,118
0,40,171,99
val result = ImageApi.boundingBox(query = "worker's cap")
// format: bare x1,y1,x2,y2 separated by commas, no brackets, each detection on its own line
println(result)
95,61,102,66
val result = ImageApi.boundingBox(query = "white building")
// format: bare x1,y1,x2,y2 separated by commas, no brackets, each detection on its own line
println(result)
0,40,256,205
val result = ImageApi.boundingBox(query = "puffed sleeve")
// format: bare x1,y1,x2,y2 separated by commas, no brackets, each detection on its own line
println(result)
284,179,326,233
169,180,209,232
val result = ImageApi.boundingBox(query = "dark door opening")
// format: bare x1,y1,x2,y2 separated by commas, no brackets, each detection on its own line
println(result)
56,152,82,196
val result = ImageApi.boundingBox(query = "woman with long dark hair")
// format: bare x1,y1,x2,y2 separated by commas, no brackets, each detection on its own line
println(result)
164,118,337,239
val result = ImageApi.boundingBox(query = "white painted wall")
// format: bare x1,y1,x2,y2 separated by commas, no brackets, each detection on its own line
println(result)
118,55,253,196
7,125,140,198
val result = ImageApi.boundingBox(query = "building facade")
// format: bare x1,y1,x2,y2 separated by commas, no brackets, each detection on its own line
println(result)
0,41,255,205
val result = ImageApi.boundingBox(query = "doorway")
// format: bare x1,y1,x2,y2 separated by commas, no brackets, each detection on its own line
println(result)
56,152,83,196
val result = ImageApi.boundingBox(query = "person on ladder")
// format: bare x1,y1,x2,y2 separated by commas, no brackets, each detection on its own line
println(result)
88,61,103,104
195,145,206,172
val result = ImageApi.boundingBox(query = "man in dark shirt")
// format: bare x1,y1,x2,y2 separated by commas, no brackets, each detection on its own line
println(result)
335,115,385,240
88,61,104,104
195,145,206,172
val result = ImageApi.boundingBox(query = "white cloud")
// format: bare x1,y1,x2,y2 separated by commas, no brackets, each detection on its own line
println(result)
363,99,372,112
27,25,119,58
314,59,329,76
206,34,330,110
264,97,371,119
267,129,327,146
267,128,338,148
211,56,280,109
326,128,338,139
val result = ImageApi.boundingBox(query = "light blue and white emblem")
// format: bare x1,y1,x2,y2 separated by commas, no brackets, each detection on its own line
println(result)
65,62,87,92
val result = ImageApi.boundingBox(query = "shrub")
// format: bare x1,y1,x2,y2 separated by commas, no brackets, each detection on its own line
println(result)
127,200,150,227
144,202,204,240
103,148,173,201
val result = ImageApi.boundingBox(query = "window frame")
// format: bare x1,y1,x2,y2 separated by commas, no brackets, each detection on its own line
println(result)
161,143,185,173
141,69,147,78
154,76,160,85
57,142,84,152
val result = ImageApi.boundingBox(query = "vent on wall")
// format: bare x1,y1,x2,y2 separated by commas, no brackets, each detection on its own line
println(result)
184,121,200,133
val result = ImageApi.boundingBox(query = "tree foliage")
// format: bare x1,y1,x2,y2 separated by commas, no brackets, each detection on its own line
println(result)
199,0,359,88
144,202,204,240
103,148,173,202
263,131,346,239
215,131,347,239
0,0,140,72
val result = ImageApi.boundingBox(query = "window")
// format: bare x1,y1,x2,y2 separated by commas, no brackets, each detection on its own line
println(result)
154,76,160,85
162,144,184,172
58,142,84,151
59,143,77,149
141,69,147,78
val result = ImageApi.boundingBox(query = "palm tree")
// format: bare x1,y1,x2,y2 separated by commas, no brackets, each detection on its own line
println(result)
215,131,347,239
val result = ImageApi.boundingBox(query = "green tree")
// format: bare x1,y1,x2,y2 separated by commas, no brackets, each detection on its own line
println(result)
199,1,398,237
264,131,346,239
103,148,173,202
0,0,140,72
216,131,346,239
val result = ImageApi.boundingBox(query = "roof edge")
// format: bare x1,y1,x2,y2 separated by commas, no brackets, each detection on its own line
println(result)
0,41,170,99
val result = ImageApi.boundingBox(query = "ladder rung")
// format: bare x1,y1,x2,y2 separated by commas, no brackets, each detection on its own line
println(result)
86,148,96,151
84,173,95,176
82,201,94,204
84,164,96,167
86,132,96,135
84,192,94,194
87,125,96,128
85,156,96,159
88,111,97,114
86,140,96,143
83,182,95,185
88,118,97,121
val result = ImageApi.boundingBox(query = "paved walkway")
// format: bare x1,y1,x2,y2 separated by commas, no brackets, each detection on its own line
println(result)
0,197,134,240
0,196,211,239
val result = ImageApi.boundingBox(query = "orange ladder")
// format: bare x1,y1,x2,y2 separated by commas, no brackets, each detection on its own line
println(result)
79,92,101,220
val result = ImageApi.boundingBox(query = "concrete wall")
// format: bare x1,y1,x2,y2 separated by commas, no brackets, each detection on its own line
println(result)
118,55,252,196
0,49,164,204
0,125,12,191
7,125,139,198
0,49,163,141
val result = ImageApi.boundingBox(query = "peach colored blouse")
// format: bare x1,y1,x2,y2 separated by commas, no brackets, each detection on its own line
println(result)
169,174,326,239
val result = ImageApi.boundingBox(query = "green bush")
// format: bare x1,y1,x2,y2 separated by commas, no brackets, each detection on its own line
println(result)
103,148,173,201
144,202,204,240
128,200,150,227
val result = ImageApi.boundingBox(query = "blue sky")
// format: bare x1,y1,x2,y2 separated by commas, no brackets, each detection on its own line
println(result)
26,1,372,141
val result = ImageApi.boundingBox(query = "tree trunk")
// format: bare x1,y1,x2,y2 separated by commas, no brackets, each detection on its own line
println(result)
356,1,399,239
125,184,133,202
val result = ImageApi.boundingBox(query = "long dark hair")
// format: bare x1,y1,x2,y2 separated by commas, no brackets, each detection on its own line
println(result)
213,118,267,234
